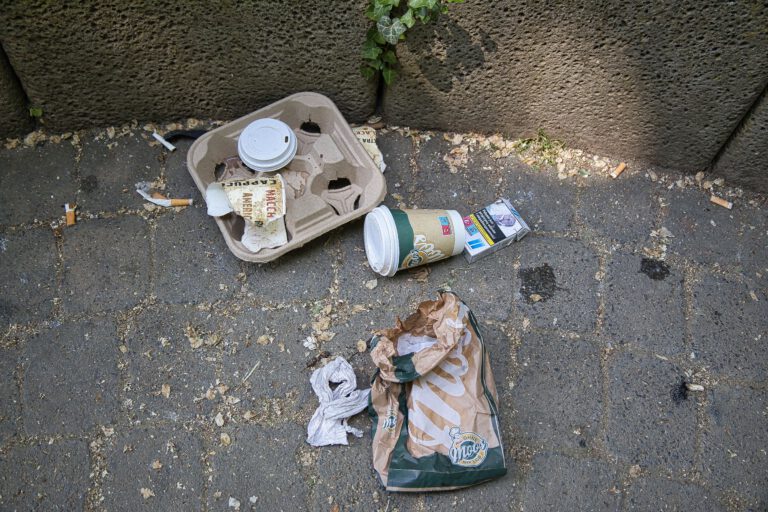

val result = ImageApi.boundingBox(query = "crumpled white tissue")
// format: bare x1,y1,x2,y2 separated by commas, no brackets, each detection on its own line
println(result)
306,356,370,447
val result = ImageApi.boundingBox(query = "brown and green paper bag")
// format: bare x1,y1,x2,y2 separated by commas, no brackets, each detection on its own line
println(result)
369,291,506,492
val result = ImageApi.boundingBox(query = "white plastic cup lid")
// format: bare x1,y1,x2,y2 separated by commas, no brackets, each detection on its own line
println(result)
364,206,399,277
238,118,297,172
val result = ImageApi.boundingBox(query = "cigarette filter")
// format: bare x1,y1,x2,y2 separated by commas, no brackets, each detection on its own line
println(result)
64,203,76,226
610,162,627,179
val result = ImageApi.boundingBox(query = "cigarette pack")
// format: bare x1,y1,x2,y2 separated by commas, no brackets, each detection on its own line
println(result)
462,198,530,263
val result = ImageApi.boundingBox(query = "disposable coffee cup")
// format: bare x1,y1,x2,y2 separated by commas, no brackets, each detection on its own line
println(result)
364,206,465,277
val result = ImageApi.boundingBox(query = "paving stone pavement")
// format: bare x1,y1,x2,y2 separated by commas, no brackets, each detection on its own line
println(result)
0,126,766,511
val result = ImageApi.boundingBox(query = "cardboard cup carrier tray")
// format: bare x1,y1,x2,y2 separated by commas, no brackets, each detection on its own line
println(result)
187,92,387,262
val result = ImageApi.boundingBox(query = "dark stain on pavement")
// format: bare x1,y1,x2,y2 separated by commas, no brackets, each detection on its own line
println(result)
519,263,557,303
80,175,98,193
671,377,688,404
640,258,670,280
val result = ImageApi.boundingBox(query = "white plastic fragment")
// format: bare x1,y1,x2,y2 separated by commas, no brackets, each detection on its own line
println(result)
306,357,370,447
152,131,176,151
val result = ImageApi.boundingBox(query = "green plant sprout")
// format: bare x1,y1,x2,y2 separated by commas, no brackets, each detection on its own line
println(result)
514,129,565,166
361,0,465,86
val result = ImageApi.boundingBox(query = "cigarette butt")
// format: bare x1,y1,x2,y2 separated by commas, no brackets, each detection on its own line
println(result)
64,203,76,226
610,162,627,179
152,132,176,152
710,195,732,209
170,198,193,207
685,383,705,392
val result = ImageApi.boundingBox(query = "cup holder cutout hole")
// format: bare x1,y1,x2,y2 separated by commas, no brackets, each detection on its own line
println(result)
328,177,352,190
214,162,226,181
321,178,361,216
300,120,321,134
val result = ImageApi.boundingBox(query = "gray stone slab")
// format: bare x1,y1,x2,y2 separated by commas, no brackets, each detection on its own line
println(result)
604,252,686,356
0,141,77,225
0,439,89,511
153,205,241,304
478,322,512,402
521,452,620,511
512,332,602,451
739,206,768,285
207,423,308,511
414,137,503,213
377,131,418,210
426,244,519,322
22,318,119,435
700,385,768,505
577,176,658,245
103,426,205,512
0,3,375,130
691,275,767,381
162,139,203,204
423,468,522,510
0,347,20,444
310,439,388,512
76,132,162,213
604,351,695,470
0,227,57,325
0,48,32,139
625,477,724,511
515,236,600,332
319,306,395,383
219,304,315,403
383,3,768,173
713,86,768,193
336,219,426,311
123,305,220,422
244,235,336,303
664,188,745,265
61,215,150,314
503,160,577,233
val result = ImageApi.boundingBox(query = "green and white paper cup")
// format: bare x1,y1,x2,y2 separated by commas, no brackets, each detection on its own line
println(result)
364,206,465,277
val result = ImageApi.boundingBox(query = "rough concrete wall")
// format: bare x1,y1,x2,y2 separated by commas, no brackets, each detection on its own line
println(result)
0,1,376,131
0,46,32,139
382,1,768,172
713,84,768,192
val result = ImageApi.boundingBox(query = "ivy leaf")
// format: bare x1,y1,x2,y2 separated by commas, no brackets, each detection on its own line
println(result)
365,58,384,70
382,50,397,65
366,27,386,45
360,65,377,80
400,9,415,28
362,42,383,60
414,6,431,22
366,1,392,21
28,106,43,118
382,66,397,85
408,0,437,9
377,16,407,45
